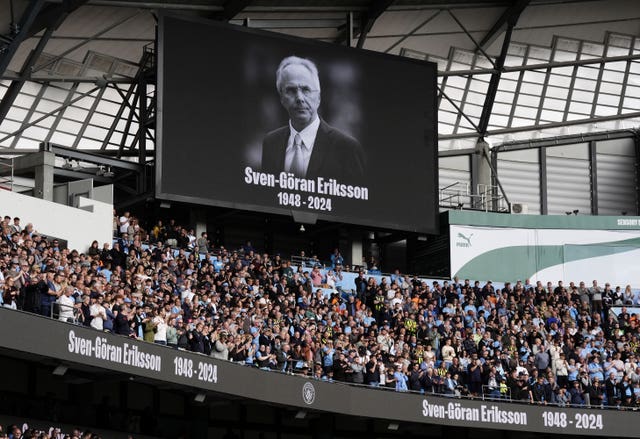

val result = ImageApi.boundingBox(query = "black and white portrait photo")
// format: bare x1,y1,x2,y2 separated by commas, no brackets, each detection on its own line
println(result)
261,56,366,184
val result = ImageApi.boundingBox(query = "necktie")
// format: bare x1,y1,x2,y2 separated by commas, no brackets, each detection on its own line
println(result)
291,133,305,177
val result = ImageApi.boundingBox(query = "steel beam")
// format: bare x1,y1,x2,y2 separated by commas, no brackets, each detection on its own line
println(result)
356,0,394,49
0,0,45,78
112,84,155,141
534,39,558,126
539,146,547,214
477,20,516,137
438,52,640,77
493,129,636,153
101,50,152,151
0,73,137,83
589,140,598,215
53,167,113,184
117,89,140,156
447,10,496,69
101,83,137,150
507,44,529,128
24,0,88,39
440,111,640,140
333,12,359,46
590,36,610,119
618,37,636,115
43,61,91,145
71,82,109,149
8,81,47,149
470,150,479,204
449,48,478,136
213,0,252,21
562,41,582,122
477,0,530,52
0,86,100,144
44,143,143,172
11,49,636,83
438,148,477,157
0,25,56,138
6,81,46,149
228,18,344,29
634,130,640,215
438,85,480,134
31,10,144,75
383,9,442,54
87,0,223,11
347,11,354,47
137,67,148,192
436,51,454,109
0,1,80,130
0,149,153,157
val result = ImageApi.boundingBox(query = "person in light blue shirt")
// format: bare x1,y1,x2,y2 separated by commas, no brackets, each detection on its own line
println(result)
363,309,376,327
323,343,335,371
588,355,604,381
567,358,580,382
99,262,112,283
579,344,594,361
463,303,477,315
330,249,344,268
567,303,579,321
441,303,455,316
394,369,409,392
390,269,404,286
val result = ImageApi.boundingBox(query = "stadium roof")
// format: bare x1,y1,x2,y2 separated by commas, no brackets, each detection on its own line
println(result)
0,0,639,155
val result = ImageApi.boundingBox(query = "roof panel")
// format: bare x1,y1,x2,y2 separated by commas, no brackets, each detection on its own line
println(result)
1,0,639,154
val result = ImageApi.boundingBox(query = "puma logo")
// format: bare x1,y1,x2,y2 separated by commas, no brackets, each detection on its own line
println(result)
456,233,473,247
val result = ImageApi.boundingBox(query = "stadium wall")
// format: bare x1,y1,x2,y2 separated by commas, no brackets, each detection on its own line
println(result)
0,190,112,252
0,308,637,438
449,211,640,286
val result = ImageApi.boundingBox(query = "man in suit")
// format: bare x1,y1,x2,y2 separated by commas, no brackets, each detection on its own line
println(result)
262,56,365,184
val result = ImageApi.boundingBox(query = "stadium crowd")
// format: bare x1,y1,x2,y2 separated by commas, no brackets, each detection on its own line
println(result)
0,423,103,439
2,212,640,409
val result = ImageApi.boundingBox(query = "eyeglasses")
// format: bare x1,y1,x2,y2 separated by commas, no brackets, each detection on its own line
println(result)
282,85,318,98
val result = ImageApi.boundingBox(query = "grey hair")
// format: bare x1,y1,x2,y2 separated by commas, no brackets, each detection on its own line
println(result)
275,56,321,93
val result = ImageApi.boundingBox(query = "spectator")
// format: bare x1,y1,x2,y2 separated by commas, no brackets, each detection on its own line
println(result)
350,357,364,384
569,380,586,405
196,232,209,253
2,280,18,310
153,308,168,345
394,366,409,392
330,248,343,268
41,271,61,318
310,265,323,287
118,212,130,237
57,286,76,323
211,330,230,360
89,294,106,331
5,211,640,410
588,377,605,407
531,375,551,404
556,387,570,406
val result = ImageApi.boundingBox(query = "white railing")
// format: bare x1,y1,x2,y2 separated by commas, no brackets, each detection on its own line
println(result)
439,181,509,212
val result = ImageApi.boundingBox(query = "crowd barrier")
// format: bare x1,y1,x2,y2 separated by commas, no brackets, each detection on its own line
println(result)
0,308,638,438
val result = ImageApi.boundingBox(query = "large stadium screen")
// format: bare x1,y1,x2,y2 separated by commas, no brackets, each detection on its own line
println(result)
157,14,438,233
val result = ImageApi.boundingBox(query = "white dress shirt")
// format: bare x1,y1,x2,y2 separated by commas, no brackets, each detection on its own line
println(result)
284,116,320,177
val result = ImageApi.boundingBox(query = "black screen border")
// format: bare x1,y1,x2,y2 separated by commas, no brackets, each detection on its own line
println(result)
155,12,439,234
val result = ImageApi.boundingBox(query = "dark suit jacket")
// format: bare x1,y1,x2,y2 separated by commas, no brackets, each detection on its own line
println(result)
261,120,365,184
